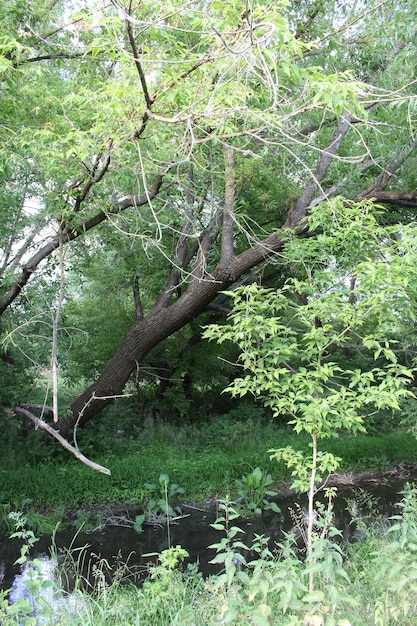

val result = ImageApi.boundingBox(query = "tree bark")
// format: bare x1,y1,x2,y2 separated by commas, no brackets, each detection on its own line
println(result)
61,227,288,435
66,282,221,431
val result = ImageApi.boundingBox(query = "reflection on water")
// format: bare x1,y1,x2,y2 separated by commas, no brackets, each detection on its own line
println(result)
5,555,85,624
8,556,56,605
0,475,413,616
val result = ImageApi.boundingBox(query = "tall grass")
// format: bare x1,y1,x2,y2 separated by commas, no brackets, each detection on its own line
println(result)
0,416,416,514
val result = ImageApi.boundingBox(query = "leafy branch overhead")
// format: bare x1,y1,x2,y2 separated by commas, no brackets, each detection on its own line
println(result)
1,0,417,465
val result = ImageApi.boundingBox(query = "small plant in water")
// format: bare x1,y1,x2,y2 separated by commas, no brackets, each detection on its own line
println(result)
209,497,249,587
134,473,185,535
208,498,312,624
235,466,280,516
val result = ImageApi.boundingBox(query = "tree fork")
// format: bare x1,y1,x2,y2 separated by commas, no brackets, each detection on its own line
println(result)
62,228,290,435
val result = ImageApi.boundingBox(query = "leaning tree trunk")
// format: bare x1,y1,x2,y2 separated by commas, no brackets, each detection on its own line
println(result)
65,282,221,433
60,230,287,436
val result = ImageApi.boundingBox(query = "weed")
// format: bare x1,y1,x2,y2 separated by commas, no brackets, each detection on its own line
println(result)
235,467,280,516
0,504,14,533
4,490,417,624
134,474,185,539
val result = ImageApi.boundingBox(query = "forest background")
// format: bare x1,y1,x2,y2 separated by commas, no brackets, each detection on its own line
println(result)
1,0,417,508
3,1,417,624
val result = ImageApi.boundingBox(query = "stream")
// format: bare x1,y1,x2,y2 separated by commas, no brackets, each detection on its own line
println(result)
0,469,415,606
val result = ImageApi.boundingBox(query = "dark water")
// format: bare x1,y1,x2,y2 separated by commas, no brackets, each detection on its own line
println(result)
0,473,414,603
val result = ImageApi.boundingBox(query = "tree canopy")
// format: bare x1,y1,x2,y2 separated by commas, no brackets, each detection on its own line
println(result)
1,0,417,467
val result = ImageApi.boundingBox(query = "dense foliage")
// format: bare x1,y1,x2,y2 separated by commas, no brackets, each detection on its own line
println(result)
2,4,417,622
0,0,417,466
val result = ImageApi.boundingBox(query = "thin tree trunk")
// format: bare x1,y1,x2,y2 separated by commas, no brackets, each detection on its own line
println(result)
307,432,317,594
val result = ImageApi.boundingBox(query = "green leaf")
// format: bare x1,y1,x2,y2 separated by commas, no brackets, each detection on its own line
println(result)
302,590,325,603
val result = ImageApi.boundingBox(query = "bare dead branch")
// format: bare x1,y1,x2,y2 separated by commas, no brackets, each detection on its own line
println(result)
9,406,111,475
20,403,54,420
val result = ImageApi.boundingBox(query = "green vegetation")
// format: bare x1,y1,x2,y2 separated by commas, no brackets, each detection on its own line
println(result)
133,473,185,535
235,467,280,516
1,0,417,460
2,486,417,625
203,202,417,591
1,1,417,622
0,415,416,524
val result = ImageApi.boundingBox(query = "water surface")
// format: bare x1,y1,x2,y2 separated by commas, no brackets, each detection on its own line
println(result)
0,471,414,602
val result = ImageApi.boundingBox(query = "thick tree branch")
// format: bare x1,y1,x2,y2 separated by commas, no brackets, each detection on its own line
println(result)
218,145,236,275
152,168,196,312
71,142,114,214
295,6,321,39
287,113,353,226
190,218,220,282
3,224,42,274
353,190,417,207
65,228,289,431
22,52,87,64
109,173,163,210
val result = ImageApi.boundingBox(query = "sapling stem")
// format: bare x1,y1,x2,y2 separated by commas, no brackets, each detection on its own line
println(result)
307,432,318,593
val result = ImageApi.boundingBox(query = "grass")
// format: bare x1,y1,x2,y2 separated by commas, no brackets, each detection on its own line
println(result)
1,410,417,624
0,415,416,521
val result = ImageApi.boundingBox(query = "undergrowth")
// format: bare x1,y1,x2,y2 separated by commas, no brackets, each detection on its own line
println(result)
0,417,415,519
3,485,417,625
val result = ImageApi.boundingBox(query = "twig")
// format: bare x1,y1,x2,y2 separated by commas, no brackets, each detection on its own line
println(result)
51,236,65,422
182,503,206,512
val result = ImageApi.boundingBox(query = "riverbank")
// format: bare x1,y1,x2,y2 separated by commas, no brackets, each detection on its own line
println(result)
2,478,417,625
1,419,416,533
1,419,417,625
64,461,417,524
